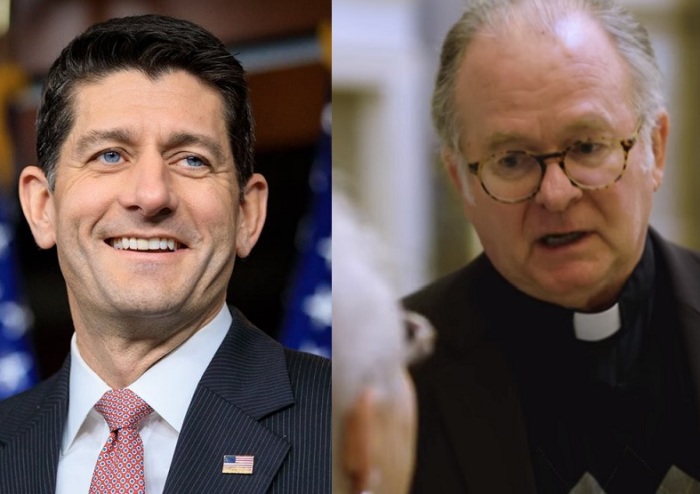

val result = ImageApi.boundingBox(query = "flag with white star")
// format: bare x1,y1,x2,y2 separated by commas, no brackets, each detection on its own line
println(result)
0,195,37,400
279,102,331,358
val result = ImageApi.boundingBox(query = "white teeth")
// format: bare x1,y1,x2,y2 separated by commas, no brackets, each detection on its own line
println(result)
111,237,179,251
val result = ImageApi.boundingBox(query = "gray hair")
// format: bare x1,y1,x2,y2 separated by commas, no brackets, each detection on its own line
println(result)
433,0,664,157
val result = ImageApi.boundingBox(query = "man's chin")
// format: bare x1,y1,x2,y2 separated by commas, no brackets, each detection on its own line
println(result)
103,297,187,320
527,278,619,311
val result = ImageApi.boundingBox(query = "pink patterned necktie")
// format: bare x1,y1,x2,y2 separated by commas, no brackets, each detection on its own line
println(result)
89,388,153,494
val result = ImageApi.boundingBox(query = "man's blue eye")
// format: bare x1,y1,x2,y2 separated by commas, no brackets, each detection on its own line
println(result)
184,156,205,167
101,151,122,163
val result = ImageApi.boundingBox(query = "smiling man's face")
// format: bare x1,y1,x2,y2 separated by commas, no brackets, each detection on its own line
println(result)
20,69,267,331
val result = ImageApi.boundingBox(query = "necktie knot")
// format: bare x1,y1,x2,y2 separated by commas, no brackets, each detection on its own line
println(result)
94,388,153,431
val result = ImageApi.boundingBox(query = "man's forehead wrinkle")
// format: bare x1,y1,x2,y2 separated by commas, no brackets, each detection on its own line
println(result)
482,115,616,148
485,130,533,150
462,38,627,111
460,56,613,120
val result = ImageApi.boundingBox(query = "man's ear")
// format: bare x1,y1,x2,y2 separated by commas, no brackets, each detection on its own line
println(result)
442,148,467,196
342,389,380,494
442,147,477,221
650,111,669,191
235,173,268,258
18,165,56,249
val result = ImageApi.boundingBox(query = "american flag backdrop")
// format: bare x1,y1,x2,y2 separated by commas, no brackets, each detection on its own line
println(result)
0,195,36,400
279,102,331,358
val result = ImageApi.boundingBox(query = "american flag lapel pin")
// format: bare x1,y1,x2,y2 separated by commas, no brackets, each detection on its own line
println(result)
222,455,255,474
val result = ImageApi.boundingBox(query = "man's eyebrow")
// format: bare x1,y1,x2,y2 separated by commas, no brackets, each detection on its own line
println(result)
562,117,614,134
484,131,531,151
167,132,229,164
74,129,134,156
483,118,615,152
73,129,230,164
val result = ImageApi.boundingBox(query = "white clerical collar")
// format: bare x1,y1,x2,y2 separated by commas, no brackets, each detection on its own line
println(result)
63,303,232,454
573,303,621,342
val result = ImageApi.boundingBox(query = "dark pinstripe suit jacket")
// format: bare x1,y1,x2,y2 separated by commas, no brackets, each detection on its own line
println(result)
0,308,331,493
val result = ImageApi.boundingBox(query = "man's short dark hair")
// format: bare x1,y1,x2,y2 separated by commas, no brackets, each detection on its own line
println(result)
36,14,254,195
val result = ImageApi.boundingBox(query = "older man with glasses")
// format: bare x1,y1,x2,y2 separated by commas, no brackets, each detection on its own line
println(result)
405,0,700,492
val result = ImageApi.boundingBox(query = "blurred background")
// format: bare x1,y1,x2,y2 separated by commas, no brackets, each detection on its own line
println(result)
333,0,700,295
0,0,331,398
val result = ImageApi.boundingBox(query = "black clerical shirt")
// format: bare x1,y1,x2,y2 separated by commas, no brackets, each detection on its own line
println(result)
492,235,700,493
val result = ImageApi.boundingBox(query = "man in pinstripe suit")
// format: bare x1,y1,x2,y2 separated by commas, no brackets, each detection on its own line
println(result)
0,15,330,494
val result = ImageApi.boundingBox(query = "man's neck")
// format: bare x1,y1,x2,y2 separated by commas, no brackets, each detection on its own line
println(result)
71,303,224,388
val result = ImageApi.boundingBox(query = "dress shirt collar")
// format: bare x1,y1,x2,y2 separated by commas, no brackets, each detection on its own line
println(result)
573,303,621,342
572,234,655,343
63,304,232,454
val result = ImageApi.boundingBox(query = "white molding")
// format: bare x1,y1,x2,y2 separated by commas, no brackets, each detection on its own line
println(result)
333,0,433,293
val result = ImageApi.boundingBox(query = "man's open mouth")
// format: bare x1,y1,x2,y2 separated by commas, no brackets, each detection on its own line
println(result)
108,237,183,251
538,231,588,247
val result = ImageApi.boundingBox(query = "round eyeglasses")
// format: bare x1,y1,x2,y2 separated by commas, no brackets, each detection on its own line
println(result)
466,129,640,204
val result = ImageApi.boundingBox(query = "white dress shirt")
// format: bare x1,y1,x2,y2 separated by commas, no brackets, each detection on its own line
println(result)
55,304,231,494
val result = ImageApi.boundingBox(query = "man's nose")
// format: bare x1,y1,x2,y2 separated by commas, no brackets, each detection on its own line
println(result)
533,161,583,212
118,155,178,218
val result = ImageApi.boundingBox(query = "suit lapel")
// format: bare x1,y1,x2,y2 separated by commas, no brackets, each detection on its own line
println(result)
652,230,700,424
431,341,536,493
413,256,536,493
0,360,69,494
674,298,700,423
164,309,294,494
